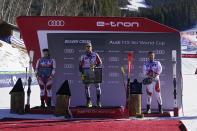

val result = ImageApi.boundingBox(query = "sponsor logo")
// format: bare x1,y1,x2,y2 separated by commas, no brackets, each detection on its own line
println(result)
68,80,74,84
108,50,120,53
64,40,91,44
139,50,165,54
97,21,139,28
94,50,105,53
109,72,119,77
122,65,134,70
109,40,121,45
139,51,149,54
64,64,74,69
108,81,119,84
77,109,116,114
155,58,166,61
155,50,165,55
109,57,120,62
107,65,119,69
78,50,86,53
64,57,74,60
64,73,75,75
64,49,75,54
48,20,65,26
138,57,149,62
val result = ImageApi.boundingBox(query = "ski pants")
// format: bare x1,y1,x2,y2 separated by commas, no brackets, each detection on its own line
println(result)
84,83,101,99
146,79,162,105
38,78,53,99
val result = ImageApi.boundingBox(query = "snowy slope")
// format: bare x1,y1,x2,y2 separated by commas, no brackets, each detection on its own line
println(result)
0,40,29,71
121,0,149,11
182,58,197,74
0,40,40,109
180,74,197,131
183,23,197,32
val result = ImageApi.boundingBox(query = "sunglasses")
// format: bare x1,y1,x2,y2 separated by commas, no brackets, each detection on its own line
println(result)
86,46,91,47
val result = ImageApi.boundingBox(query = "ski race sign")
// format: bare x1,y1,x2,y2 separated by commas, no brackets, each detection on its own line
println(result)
16,16,181,110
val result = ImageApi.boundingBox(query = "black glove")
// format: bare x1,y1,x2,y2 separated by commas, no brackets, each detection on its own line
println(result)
142,78,153,85
149,70,157,78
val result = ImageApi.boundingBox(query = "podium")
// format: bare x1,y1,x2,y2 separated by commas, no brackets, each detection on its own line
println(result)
129,79,142,116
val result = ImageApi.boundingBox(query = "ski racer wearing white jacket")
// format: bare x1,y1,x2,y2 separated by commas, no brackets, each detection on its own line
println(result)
143,51,163,114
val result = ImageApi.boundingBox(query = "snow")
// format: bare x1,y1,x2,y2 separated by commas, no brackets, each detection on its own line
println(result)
181,74,197,131
0,40,29,71
121,0,149,11
0,40,197,130
183,23,197,32
0,85,40,109
182,58,197,74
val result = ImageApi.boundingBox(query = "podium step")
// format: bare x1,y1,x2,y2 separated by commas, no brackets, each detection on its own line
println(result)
28,106,55,114
70,106,125,118
143,112,171,117
27,106,126,118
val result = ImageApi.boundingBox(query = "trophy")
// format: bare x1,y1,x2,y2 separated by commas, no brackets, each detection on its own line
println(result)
82,60,102,84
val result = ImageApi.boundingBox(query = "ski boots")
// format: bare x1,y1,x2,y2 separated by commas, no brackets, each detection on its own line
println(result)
64,110,72,119
97,98,101,107
146,104,151,114
47,98,52,110
86,97,92,107
40,98,45,109
158,104,163,114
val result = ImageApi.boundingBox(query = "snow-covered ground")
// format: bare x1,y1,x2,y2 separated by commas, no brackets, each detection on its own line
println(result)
181,74,197,131
121,0,149,11
0,40,29,71
182,58,197,74
0,40,197,130
1,74,197,130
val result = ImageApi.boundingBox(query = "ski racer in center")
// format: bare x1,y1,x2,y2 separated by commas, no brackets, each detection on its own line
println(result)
79,42,102,107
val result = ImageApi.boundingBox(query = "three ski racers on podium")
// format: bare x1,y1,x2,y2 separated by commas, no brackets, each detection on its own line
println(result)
35,43,163,114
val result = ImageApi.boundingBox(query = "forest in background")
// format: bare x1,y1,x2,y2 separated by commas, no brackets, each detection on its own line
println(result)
0,0,120,24
122,0,197,30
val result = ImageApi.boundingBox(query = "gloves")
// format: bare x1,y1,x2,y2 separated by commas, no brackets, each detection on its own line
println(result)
148,70,158,78
81,74,85,81
90,65,96,70
48,76,53,80
36,73,40,78
142,78,153,85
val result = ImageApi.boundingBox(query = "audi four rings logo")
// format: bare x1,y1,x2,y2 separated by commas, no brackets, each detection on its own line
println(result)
48,20,65,26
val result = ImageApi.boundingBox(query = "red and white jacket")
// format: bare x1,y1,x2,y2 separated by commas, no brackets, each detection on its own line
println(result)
35,57,56,78
143,60,162,80
79,52,102,72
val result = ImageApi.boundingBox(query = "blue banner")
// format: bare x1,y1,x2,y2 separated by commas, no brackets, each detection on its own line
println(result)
0,71,38,88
